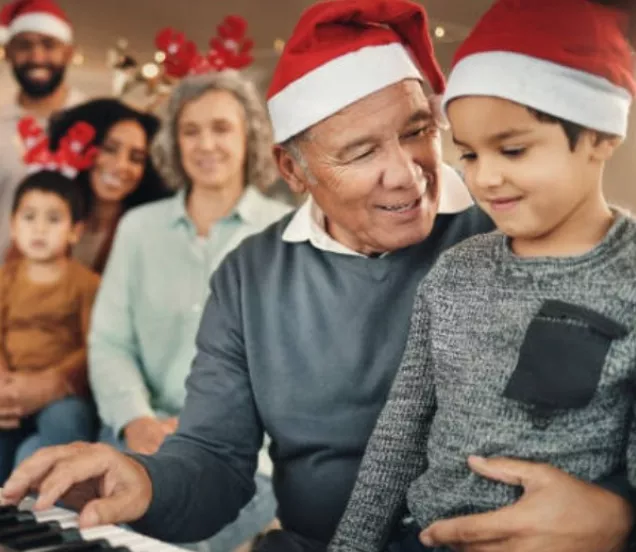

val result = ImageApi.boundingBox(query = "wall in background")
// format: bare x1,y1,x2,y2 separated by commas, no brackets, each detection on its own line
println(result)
1,61,634,212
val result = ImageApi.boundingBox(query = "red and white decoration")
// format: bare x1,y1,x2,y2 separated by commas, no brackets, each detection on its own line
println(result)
443,0,636,137
0,0,72,45
266,0,445,144
155,15,254,78
18,117,97,178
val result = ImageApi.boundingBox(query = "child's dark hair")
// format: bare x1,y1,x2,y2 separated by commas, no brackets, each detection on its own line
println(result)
527,108,617,151
12,171,86,223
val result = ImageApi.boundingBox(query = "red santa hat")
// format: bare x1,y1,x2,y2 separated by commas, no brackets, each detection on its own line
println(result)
267,0,445,144
443,0,636,137
0,0,72,45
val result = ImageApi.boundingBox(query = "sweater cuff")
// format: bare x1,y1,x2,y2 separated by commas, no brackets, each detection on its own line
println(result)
595,472,635,505
126,452,169,536
594,473,636,551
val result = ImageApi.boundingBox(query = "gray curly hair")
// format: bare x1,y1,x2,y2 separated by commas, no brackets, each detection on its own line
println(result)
151,70,277,193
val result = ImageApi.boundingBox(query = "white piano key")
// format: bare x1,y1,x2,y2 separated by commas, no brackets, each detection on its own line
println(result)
1,488,187,552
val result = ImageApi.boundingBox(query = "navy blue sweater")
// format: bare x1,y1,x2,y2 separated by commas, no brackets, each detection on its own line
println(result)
131,207,496,543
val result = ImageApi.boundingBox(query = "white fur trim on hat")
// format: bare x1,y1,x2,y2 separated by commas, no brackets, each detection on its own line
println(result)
8,13,72,43
268,42,422,144
443,51,632,137
0,26,7,44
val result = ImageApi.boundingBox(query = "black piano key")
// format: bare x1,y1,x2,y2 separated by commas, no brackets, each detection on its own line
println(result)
110,547,132,552
0,521,61,542
49,538,113,552
0,513,35,529
0,507,17,516
5,527,82,550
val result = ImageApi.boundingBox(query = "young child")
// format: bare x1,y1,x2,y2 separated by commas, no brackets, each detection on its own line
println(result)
329,1,636,550
0,120,101,483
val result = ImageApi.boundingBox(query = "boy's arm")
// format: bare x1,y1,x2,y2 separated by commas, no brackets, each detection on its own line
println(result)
0,264,11,373
42,270,101,398
624,390,636,549
329,281,437,552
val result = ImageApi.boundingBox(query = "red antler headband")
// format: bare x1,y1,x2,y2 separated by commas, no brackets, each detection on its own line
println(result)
18,117,98,178
155,15,254,78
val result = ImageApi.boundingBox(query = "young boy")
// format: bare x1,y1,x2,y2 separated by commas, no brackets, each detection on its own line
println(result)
329,1,636,551
0,170,100,483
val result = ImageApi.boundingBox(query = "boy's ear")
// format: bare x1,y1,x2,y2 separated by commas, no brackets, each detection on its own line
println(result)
586,131,623,162
69,221,85,245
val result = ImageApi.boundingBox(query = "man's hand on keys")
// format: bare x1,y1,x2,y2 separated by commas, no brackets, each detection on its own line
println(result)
1,442,153,528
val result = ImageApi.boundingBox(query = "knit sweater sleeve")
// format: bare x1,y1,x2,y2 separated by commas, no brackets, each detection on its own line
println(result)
627,398,636,490
329,279,437,552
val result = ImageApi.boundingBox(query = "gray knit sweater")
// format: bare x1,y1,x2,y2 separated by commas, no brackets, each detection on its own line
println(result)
330,214,636,552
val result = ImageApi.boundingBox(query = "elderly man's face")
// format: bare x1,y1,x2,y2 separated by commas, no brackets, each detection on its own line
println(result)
277,80,442,255
6,32,72,98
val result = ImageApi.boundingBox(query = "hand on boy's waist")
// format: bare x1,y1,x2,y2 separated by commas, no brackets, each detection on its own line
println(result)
418,457,632,552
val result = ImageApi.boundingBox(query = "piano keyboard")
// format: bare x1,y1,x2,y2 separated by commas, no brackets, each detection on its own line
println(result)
0,491,185,552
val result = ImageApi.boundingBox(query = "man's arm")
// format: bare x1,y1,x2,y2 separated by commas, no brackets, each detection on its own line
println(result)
129,250,263,544
329,282,436,552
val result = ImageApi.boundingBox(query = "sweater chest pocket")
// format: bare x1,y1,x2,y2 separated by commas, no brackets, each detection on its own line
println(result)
503,300,628,415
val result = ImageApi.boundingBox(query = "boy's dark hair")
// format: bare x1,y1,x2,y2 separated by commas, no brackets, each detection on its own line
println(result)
12,171,86,223
527,108,617,151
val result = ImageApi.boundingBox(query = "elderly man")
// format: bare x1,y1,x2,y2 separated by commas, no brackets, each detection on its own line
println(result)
3,1,633,552
0,0,85,258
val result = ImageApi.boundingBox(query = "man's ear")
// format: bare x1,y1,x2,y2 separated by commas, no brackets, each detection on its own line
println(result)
61,44,75,65
273,145,311,195
4,39,19,66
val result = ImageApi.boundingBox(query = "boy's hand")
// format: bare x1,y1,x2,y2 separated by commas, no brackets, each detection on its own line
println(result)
420,456,632,552
0,371,65,420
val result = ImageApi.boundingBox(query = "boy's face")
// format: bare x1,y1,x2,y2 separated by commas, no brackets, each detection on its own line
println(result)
11,190,81,263
448,96,618,248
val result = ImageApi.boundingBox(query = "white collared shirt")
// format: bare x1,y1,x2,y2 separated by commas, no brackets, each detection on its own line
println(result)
282,163,474,257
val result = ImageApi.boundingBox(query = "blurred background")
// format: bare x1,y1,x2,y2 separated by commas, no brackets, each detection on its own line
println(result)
0,0,634,209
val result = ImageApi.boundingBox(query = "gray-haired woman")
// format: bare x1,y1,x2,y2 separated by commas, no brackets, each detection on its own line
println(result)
88,71,291,550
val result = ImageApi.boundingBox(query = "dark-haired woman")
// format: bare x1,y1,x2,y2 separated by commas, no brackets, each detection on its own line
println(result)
48,98,172,272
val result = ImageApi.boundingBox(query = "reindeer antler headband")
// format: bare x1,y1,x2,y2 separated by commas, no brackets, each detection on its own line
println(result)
18,117,98,179
155,15,254,78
